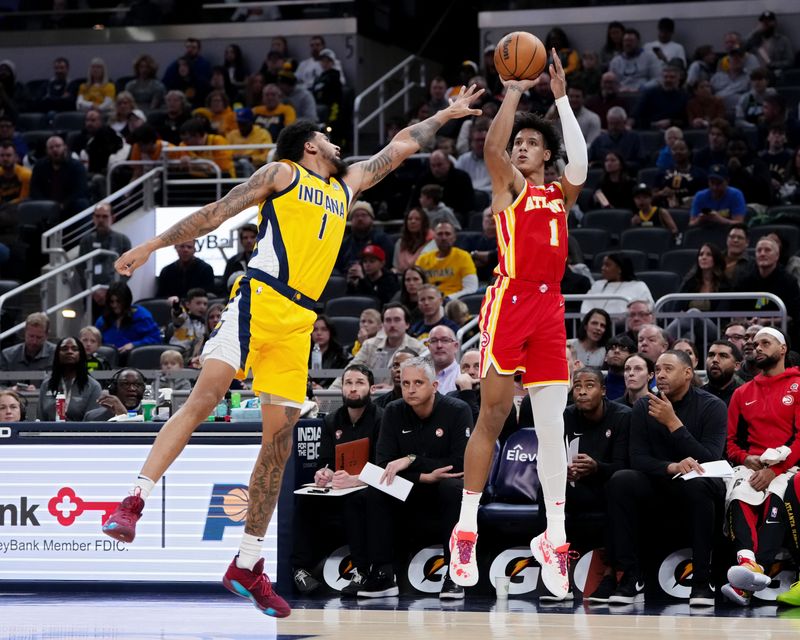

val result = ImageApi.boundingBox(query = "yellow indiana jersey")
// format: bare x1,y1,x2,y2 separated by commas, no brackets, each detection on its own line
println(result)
249,160,351,300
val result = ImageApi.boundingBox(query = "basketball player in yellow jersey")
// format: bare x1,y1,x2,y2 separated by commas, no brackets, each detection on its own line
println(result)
102,87,483,617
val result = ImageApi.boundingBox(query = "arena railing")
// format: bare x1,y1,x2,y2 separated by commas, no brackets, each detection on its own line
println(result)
0,249,119,340
352,55,427,156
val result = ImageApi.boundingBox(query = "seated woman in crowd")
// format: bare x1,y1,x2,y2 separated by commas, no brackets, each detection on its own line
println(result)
594,151,636,211
621,352,654,408
673,338,705,386
393,207,434,273
39,336,102,421
581,253,654,315
76,57,116,113
350,308,381,357
109,91,140,143
309,314,350,388
391,266,428,323
0,388,25,421
95,282,162,355
125,53,166,110
204,89,237,135
79,325,113,372
570,308,613,368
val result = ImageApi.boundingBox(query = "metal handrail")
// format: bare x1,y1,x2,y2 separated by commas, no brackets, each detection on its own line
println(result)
655,292,788,333
0,249,118,338
162,158,223,204
42,167,162,258
352,55,426,156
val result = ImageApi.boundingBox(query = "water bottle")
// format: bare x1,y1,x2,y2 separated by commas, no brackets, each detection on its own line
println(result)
141,385,156,422
311,343,322,370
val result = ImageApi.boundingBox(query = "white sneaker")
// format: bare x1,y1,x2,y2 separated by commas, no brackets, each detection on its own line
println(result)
448,528,479,587
530,532,570,599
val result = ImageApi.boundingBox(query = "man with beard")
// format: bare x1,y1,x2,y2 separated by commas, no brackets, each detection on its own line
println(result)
373,348,418,408
735,324,764,384
102,88,484,617
703,340,742,405
604,334,637,401
291,364,383,595
722,328,800,606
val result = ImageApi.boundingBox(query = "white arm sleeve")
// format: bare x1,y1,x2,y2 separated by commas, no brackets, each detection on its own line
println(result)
555,95,588,185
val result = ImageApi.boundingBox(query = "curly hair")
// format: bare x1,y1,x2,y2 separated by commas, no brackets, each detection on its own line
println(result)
509,112,562,167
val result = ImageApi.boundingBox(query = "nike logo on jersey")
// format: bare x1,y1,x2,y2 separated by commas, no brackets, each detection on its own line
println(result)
745,400,757,406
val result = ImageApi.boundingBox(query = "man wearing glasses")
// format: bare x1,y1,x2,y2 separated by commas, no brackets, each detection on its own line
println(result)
426,325,460,394
85,368,146,421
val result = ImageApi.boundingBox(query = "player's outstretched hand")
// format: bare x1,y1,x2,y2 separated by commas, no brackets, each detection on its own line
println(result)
445,84,485,119
115,243,153,276
500,76,538,93
549,48,567,99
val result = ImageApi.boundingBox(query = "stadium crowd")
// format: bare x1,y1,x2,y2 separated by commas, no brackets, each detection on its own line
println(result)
0,11,800,608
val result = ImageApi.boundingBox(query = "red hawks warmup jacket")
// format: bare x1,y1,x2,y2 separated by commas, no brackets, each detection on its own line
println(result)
727,367,800,475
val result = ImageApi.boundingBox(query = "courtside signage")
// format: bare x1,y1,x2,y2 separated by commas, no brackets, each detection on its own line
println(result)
0,444,276,582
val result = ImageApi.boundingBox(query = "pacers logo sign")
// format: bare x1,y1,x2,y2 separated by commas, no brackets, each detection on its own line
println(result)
407,546,446,593
488,547,540,595
202,484,248,541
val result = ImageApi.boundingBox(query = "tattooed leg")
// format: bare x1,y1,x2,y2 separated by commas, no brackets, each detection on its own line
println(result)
245,404,300,537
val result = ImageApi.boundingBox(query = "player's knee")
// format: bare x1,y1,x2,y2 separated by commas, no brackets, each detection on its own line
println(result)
478,399,514,431
183,386,221,418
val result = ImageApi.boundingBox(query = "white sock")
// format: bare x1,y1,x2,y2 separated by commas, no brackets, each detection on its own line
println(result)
457,490,482,532
529,385,569,547
236,532,264,570
737,549,756,564
133,475,155,500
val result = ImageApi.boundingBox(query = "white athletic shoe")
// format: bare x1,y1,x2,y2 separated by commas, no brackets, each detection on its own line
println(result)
530,532,570,599
448,528,479,587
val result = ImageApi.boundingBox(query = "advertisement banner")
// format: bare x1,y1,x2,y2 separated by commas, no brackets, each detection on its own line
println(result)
0,444,276,582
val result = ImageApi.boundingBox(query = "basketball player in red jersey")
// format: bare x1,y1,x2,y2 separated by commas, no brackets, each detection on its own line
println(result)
449,51,588,599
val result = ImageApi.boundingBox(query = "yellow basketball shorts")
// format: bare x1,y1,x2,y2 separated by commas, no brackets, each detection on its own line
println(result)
201,275,316,403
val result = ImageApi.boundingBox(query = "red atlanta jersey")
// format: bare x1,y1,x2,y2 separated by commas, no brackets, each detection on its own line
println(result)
727,366,800,475
494,180,568,283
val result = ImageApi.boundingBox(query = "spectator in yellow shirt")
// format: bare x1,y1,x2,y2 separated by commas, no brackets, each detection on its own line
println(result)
225,107,273,177
204,90,237,135
253,83,296,140
76,57,115,113
175,117,235,178
415,221,478,299
0,141,30,204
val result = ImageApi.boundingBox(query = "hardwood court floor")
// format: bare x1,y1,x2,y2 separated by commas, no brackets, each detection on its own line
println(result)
2,593,800,639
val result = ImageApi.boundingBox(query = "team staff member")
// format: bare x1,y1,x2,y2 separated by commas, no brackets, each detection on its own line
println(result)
350,357,472,600
450,50,588,599
291,364,383,595
721,328,800,606
102,87,484,618
702,340,742,406
605,350,727,608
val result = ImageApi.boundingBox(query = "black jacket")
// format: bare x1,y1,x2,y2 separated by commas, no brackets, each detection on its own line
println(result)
629,386,727,478
317,402,383,471
156,258,216,298
377,393,471,483
565,399,631,485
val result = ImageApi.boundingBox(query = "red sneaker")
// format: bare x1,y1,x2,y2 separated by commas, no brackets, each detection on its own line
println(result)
223,557,291,618
102,495,144,543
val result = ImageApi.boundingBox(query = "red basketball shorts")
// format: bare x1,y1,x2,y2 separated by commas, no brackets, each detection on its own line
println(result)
478,276,568,387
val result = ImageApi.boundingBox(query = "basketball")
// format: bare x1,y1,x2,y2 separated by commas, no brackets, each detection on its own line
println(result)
493,31,547,81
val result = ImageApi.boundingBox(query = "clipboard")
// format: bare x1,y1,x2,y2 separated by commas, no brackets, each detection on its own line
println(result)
335,437,370,475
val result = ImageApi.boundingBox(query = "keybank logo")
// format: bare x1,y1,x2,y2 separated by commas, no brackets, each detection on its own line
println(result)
202,484,249,540
0,498,40,526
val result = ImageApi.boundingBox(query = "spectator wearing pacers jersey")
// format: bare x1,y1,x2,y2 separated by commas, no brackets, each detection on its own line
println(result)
0,140,29,204
415,222,477,300
721,327,800,606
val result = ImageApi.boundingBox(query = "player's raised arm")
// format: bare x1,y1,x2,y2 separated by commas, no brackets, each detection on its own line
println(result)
549,48,588,208
345,85,484,199
485,76,538,208
115,161,294,276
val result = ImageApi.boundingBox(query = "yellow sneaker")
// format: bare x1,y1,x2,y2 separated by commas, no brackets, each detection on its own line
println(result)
777,581,800,607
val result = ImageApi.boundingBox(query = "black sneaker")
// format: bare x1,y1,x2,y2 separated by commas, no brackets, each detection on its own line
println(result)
357,565,399,598
339,568,367,598
689,582,715,607
293,568,320,594
440,573,465,600
587,574,618,603
608,572,644,604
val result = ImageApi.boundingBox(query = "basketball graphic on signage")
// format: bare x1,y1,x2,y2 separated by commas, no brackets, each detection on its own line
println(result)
222,487,249,522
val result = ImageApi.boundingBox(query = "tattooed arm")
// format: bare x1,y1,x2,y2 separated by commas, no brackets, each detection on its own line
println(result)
115,162,292,276
344,84,484,199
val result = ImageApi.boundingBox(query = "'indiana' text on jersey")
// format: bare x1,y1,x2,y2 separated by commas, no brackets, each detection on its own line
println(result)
494,181,568,283
248,160,350,300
